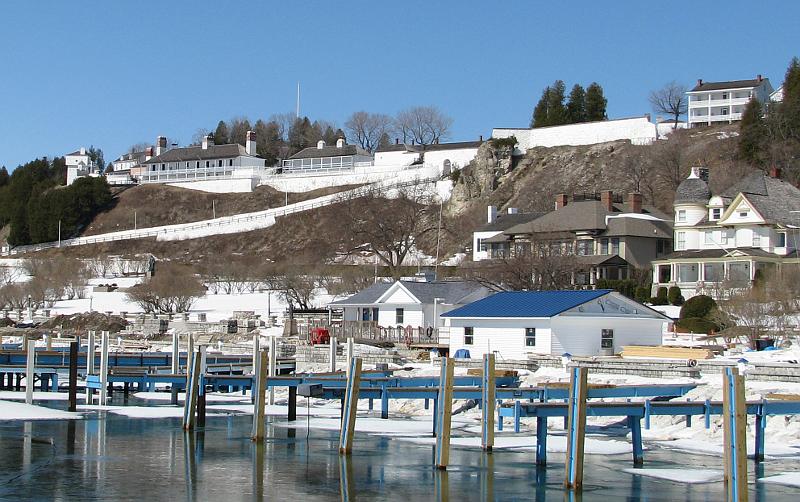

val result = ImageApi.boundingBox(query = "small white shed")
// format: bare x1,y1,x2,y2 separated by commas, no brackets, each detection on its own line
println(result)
442,290,667,358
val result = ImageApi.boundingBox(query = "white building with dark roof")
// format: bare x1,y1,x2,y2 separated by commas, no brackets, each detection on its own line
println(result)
65,147,100,185
473,205,543,261
140,132,265,191
652,167,800,299
374,139,483,175
282,138,372,173
686,76,774,127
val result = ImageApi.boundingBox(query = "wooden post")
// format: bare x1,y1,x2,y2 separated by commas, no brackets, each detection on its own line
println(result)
251,333,260,403
251,350,269,441
435,357,455,469
345,337,354,378
329,336,338,373
564,366,588,490
85,331,96,403
197,345,207,427
481,353,495,451
288,386,297,422
183,350,202,430
45,334,52,351
99,331,110,406
186,333,195,395
339,357,362,454
339,454,355,502
268,336,277,406
25,340,35,404
536,416,548,465
723,367,748,502
68,341,78,412
171,332,180,405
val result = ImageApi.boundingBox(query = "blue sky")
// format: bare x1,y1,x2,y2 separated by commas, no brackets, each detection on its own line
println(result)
0,1,797,169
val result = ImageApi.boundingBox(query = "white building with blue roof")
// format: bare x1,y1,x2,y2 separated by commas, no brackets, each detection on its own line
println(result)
442,290,667,358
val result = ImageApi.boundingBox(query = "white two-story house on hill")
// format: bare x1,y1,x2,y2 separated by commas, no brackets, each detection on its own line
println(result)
687,76,773,127
651,167,800,299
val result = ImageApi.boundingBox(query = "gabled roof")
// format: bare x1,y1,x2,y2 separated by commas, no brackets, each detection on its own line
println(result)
329,280,488,306
376,140,482,154
65,150,88,157
690,78,770,92
442,290,612,318
655,247,791,261
721,172,800,225
144,143,257,163
476,212,544,232
288,144,368,159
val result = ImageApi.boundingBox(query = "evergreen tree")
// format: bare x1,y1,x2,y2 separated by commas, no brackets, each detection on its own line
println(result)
738,98,768,166
229,118,252,145
545,80,568,126
377,132,392,150
566,84,587,123
781,56,800,138
531,86,550,127
254,119,283,166
585,82,608,121
0,166,8,187
213,120,229,144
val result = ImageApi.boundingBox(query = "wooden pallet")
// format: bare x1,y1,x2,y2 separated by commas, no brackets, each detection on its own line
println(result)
620,345,714,360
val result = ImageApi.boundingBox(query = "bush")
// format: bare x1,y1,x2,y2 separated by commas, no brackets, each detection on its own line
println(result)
679,294,717,320
596,279,638,299
648,286,669,305
668,286,684,306
675,317,718,334
634,286,650,304
489,136,517,149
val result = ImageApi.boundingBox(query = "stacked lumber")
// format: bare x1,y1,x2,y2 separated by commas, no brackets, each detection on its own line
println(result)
620,345,714,360
466,368,518,378
765,393,800,401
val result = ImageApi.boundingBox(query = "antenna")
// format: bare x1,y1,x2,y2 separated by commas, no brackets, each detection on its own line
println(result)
296,82,300,118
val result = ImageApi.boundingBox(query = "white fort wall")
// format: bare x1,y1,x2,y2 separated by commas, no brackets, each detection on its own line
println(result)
492,116,657,153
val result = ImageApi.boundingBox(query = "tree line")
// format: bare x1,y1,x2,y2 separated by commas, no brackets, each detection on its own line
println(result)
0,157,112,246
530,80,607,128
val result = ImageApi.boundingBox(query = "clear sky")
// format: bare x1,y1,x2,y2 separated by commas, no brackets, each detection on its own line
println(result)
0,0,798,170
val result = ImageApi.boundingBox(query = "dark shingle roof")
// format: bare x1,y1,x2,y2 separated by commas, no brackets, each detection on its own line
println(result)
375,141,482,154
605,216,672,238
657,248,786,260
329,280,488,306
65,150,87,157
675,177,710,204
504,200,669,235
477,212,543,232
144,144,256,163
442,290,612,318
722,173,800,225
288,144,368,159
690,79,768,92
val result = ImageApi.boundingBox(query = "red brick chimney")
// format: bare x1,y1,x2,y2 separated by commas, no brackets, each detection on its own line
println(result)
628,192,643,213
600,190,614,211
769,166,782,179
555,194,568,210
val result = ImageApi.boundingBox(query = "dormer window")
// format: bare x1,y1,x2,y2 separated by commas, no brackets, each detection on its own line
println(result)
711,208,721,220
677,210,686,222
778,232,787,248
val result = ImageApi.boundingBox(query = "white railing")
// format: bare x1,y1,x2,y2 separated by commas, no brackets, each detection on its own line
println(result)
5,175,439,255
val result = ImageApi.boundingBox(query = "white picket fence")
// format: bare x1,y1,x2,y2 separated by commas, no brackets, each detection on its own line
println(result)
5,175,439,256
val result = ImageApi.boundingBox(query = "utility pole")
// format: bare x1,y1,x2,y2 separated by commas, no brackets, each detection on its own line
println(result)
57,220,61,248
296,82,300,118
212,200,216,219
134,210,137,230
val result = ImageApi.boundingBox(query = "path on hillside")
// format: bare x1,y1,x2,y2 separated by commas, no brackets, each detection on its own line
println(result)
5,175,438,255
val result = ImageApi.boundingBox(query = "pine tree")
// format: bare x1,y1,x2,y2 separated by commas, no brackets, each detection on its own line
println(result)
585,82,608,121
545,80,568,126
213,120,229,144
0,166,8,187
738,98,768,166
566,84,587,123
781,56,800,138
531,86,550,127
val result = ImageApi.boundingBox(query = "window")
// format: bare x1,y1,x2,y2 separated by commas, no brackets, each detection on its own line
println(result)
721,108,729,115
218,160,223,167
728,262,750,282
677,263,699,282
228,159,233,166
196,161,200,168
464,327,474,345
722,93,728,100
576,240,593,256
600,238,609,254
676,232,686,250
677,210,686,222
752,230,761,247
477,238,487,252
711,208,722,220
704,231,714,245
611,238,620,255
206,161,210,168
161,163,166,171
778,232,787,247
525,328,536,347
703,263,724,282
739,210,748,218
601,329,614,349
395,308,404,325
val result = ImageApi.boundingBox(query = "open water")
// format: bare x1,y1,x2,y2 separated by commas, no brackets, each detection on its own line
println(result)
0,404,798,501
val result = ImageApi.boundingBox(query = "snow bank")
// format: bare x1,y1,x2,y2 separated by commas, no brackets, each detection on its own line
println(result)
0,400,82,420
622,468,723,484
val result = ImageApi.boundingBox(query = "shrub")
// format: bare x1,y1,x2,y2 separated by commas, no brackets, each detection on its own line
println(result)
126,263,205,314
679,294,717,320
596,278,638,299
634,286,650,304
489,136,517,149
675,317,718,334
668,286,684,306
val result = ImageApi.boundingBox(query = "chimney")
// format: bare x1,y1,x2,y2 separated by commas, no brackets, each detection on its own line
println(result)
769,166,782,179
487,205,497,224
317,140,325,150
555,194,568,210
201,135,213,150
395,138,400,145
600,190,614,212
479,135,483,141
336,138,345,148
507,207,518,215
628,193,643,213
79,147,86,155
156,136,167,155
644,113,651,122
697,78,703,87
144,146,153,161
245,130,256,156
757,74,763,82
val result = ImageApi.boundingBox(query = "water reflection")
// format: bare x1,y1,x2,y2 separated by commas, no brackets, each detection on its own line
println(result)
480,453,494,502
184,431,197,502
434,470,449,502
338,455,354,501
252,442,265,500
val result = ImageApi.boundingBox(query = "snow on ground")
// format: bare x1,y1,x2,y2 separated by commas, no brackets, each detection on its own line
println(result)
0,400,82,420
758,472,800,488
622,468,723,484
0,391,70,401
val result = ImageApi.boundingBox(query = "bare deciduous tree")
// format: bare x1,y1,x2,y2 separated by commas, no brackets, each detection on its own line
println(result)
126,263,205,314
395,106,453,145
649,81,688,128
345,111,395,153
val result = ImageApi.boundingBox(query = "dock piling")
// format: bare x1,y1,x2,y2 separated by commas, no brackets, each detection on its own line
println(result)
564,366,588,490
329,337,338,373
183,349,202,430
435,357,455,469
723,367,748,502
481,353,495,452
99,331,110,406
251,350,268,441
268,336,277,406
339,357,362,454
171,332,180,405
85,331,96,403
68,341,78,411
25,340,35,404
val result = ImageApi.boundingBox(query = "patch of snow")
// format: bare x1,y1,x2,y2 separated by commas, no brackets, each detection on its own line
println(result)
0,400,82,420
758,471,800,488
623,468,723,484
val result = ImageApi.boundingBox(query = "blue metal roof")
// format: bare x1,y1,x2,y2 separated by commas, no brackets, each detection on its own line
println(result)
441,290,612,318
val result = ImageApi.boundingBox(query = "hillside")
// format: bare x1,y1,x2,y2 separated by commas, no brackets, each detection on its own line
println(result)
34,123,758,264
